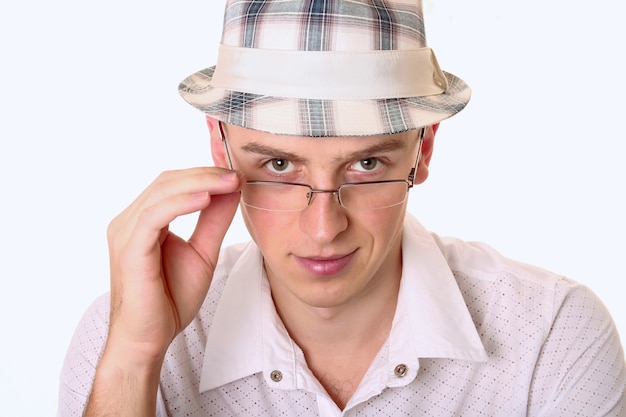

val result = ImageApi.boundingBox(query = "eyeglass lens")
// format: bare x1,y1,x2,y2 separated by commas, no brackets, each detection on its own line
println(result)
241,181,409,212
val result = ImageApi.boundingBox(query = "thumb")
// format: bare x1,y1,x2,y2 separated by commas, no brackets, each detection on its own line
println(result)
188,191,241,270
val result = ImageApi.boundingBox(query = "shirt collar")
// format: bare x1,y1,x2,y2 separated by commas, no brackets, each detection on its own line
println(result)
199,215,487,393
394,215,487,361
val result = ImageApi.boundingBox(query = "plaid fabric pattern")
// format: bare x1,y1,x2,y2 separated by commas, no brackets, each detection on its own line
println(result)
179,0,471,137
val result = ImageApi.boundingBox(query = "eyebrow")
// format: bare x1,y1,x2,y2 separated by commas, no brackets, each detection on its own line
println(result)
239,138,409,163
240,143,307,163
338,139,408,163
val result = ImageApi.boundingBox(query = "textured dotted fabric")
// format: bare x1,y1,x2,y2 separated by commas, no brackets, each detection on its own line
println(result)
58,223,626,416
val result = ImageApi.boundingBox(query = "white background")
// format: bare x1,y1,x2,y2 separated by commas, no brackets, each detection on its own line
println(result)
1,0,624,415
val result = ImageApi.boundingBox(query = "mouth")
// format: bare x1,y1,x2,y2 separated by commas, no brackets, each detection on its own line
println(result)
293,250,357,277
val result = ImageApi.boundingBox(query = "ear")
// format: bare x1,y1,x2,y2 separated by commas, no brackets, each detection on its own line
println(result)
207,115,229,168
413,123,439,185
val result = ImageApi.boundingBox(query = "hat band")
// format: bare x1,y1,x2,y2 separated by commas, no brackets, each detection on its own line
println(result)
211,44,449,100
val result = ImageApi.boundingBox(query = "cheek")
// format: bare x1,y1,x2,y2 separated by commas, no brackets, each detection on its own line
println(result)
360,197,407,226
241,206,293,249
363,204,407,246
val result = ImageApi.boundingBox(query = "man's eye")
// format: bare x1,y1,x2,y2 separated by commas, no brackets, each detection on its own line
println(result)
266,159,294,173
352,158,380,172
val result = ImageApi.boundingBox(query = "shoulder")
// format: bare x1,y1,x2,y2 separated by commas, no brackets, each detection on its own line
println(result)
425,231,625,412
424,229,617,345
428,232,589,311
67,293,111,350
431,232,563,289
429,231,624,355
58,293,111,412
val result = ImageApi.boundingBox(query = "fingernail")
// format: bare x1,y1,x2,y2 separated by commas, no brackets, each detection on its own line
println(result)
221,171,238,181
221,170,244,181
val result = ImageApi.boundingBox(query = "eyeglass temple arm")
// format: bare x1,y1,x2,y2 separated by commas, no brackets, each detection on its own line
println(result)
407,127,426,185
218,121,235,170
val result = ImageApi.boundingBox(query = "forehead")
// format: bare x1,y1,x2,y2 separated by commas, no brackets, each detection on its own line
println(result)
224,124,417,158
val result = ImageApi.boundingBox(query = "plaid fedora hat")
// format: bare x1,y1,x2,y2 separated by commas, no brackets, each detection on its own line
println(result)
178,0,470,137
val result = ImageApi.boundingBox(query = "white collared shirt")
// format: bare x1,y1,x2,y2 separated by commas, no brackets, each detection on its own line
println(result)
58,216,626,416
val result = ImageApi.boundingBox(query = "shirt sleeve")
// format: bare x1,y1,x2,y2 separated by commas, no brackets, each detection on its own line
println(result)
57,294,110,417
528,279,626,416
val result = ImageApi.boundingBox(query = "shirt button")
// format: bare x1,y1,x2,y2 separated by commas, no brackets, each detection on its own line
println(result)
270,370,283,382
394,364,408,377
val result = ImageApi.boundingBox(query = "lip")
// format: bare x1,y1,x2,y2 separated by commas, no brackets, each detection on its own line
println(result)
294,250,357,277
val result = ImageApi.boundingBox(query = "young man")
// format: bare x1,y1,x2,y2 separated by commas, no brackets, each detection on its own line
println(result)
58,1,626,416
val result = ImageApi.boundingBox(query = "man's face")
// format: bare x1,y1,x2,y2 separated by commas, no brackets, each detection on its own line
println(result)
214,124,428,311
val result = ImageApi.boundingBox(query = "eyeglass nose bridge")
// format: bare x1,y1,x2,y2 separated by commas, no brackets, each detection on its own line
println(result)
305,187,344,208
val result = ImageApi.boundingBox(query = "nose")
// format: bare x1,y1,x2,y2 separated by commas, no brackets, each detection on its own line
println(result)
299,190,348,244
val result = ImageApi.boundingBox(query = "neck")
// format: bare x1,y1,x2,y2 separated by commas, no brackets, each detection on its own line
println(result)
269,259,402,410
283,286,398,353
269,254,402,355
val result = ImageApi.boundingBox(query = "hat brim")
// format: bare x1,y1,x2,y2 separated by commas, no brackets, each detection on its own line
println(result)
178,66,470,137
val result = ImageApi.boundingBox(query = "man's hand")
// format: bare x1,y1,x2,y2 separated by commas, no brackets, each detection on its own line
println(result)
85,167,242,416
